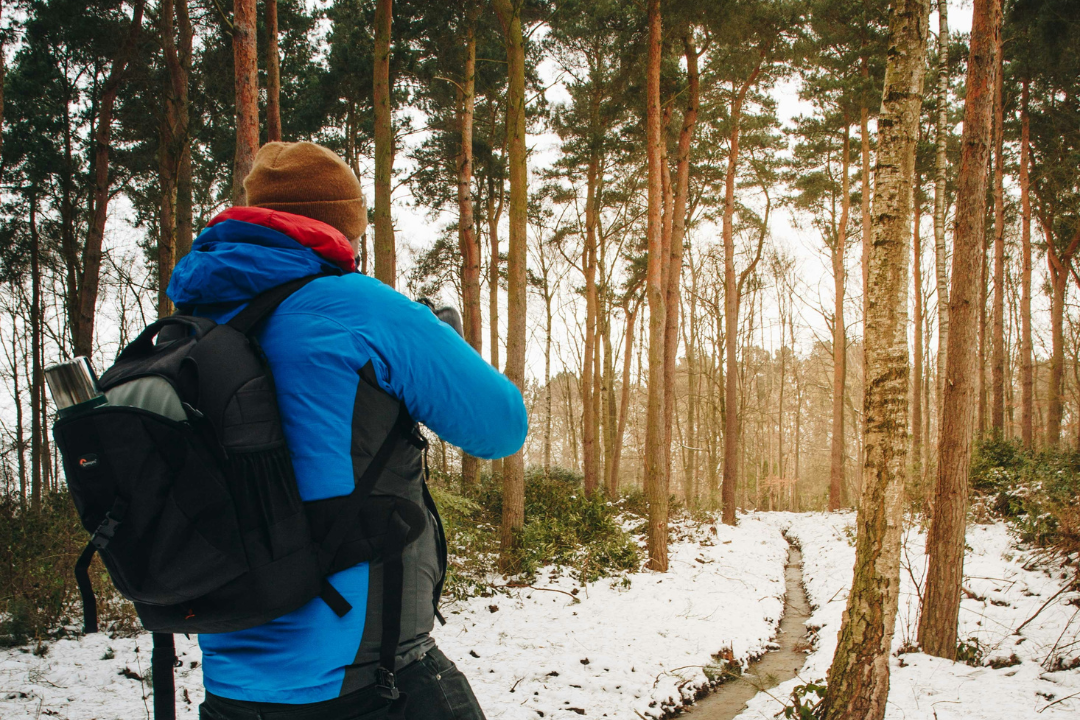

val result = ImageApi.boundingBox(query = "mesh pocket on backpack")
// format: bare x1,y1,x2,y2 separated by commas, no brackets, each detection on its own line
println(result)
55,407,249,607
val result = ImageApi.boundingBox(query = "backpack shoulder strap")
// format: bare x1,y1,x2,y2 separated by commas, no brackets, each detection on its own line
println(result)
226,274,324,335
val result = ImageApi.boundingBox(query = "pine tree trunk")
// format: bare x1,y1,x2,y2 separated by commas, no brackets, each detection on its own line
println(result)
1020,80,1034,449
76,0,146,357
582,150,600,494
991,29,1005,434
544,283,553,476
913,179,924,483
643,0,668,570
918,0,1000,661
934,0,950,421
459,22,481,489
721,65,762,526
488,170,504,480
662,33,699,509
831,124,852,511
158,140,176,317
493,0,527,569
174,0,193,261
861,63,872,326
821,0,929,716
232,0,258,205
1047,241,1073,447
373,0,395,285
609,301,638,497
30,196,42,513
602,287,617,492
978,231,988,434
266,0,282,143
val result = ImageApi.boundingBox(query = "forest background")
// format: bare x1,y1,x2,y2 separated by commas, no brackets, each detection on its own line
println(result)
1,2,1079,712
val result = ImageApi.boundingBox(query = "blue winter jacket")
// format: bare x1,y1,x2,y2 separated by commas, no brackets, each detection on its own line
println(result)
166,213,527,703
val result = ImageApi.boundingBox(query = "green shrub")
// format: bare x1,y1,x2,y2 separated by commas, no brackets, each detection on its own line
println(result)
971,437,1080,552
427,465,640,595
0,491,137,646
515,467,640,582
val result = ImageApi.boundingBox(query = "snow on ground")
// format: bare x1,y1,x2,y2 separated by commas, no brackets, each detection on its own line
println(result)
437,516,788,719
737,512,1080,720
0,515,789,719
3,512,1076,720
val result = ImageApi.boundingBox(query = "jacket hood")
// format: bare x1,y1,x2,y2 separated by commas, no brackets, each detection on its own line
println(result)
167,208,352,309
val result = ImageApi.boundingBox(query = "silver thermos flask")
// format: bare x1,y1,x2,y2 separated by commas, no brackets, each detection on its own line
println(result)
44,357,108,419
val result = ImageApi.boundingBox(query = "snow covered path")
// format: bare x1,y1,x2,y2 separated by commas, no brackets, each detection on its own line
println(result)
736,513,1080,720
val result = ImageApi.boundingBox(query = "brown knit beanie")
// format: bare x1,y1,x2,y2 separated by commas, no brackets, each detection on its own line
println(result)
243,142,367,240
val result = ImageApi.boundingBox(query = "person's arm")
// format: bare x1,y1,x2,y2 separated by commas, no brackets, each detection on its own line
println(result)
344,274,527,460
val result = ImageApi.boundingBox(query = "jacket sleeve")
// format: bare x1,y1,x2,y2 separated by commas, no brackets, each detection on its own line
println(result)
344,274,528,460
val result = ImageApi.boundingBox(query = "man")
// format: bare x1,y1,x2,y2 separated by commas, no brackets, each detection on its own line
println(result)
167,142,527,720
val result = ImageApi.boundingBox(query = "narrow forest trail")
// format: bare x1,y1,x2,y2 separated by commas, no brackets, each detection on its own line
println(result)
683,541,810,720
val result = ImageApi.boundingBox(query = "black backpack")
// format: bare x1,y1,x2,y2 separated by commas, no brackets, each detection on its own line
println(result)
52,276,435,718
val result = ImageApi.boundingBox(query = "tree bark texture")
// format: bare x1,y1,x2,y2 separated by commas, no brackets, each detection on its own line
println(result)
643,0,667,569
991,28,1005,434
1045,228,1078,448
831,124,852,512
374,0,395,286
493,0,527,568
582,149,600,495
232,0,258,205
721,64,762,526
30,197,42,512
821,1,928,717
1020,80,1034,449
661,33,700,511
173,0,193,262
266,0,282,143
158,0,191,317
918,0,1000,661
458,22,481,488
487,170,504,479
913,180,924,481
609,300,638,497
75,0,146,358
934,0,950,416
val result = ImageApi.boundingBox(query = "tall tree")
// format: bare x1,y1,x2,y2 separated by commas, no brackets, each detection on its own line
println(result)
492,0,528,569
232,0,258,205
29,197,41,512
913,180,924,479
821,0,929,716
717,4,783,526
919,0,1001,660
76,0,147,357
458,10,482,488
660,30,701,517
933,0,950,425
1019,78,1033,448
157,0,193,316
643,0,667,568
374,0,395,285
990,23,1005,434
266,0,282,142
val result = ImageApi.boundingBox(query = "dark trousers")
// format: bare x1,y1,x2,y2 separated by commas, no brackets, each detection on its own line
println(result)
199,646,486,720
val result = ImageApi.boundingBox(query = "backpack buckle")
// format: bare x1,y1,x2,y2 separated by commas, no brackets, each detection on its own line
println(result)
90,498,128,550
376,667,400,700
90,513,121,550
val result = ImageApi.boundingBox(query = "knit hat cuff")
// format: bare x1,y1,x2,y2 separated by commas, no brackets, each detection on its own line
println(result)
252,197,366,241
